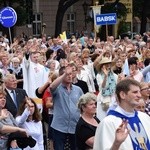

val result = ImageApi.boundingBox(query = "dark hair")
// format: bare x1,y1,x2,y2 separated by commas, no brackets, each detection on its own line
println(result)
91,53,99,62
128,57,138,66
45,48,54,61
56,49,66,61
17,98,41,122
116,79,140,102
144,58,150,66
59,66,66,76
58,63,73,75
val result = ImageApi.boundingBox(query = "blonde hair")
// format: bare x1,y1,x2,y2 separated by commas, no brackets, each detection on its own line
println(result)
0,85,6,95
0,51,8,61
140,82,148,89
82,48,90,55
11,57,20,63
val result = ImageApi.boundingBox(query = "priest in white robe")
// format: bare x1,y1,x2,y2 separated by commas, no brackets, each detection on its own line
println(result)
94,79,150,150
22,51,49,99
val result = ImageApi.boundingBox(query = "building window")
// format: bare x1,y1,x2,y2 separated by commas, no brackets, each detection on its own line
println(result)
33,13,42,37
67,13,75,34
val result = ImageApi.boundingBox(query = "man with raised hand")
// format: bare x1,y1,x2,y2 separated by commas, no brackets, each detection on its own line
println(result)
49,65,83,150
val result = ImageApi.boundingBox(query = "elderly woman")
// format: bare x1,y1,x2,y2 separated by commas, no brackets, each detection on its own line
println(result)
46,59,59,74
8,57,23,88
75,93,100,150
95,57,118,121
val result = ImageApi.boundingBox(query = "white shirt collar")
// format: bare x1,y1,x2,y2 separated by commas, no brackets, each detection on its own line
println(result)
115,105,135,117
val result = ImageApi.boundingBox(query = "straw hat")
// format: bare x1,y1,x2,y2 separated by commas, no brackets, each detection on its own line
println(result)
96,57,115,72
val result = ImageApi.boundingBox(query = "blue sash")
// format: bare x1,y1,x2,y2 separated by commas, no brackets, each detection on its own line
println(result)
108,110,150,150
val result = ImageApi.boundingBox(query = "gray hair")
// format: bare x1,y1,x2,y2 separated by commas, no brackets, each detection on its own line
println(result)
3,74,16,82
77,92,97,113
47,59,56,66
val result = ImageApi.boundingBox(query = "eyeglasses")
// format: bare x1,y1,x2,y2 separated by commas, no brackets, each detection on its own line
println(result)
141,87,150,91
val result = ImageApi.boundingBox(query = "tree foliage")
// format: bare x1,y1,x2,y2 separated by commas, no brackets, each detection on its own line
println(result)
98,0,128,39
140,0,150,34
15,6,28,26
133,0,144,18
101,0,127,19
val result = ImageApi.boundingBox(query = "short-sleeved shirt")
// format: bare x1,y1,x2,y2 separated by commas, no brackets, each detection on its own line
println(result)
51,83,83,134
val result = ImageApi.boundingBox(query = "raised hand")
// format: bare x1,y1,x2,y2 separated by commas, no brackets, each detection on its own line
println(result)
115,119,130,144
102,65,108,76
47,75,52,85
118,73,125,82
65,65,72,75
25,96,32,108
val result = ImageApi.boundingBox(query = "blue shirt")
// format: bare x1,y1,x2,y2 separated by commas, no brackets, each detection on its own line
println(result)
142,65,150,82
50,45,62,51
51,84,83,134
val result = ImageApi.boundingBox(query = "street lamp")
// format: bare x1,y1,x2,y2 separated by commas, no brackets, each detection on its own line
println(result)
82,1,88,28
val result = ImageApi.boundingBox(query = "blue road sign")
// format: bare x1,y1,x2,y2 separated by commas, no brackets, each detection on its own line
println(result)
0,7,17,28
96,13,117,25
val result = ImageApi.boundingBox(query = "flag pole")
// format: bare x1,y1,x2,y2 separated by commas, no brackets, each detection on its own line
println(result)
106,22,108,39
91,1,104,39
8,28,12,45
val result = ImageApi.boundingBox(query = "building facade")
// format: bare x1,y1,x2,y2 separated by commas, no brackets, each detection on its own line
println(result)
15,0,93,38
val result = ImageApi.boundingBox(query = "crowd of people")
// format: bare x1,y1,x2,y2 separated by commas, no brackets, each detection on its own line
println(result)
0,30,150,150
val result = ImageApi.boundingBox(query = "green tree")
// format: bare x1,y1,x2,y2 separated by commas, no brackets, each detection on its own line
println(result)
98,0,127,39
0,0,29,39
133,0,150,34
140,0,150,34
133,0,144,18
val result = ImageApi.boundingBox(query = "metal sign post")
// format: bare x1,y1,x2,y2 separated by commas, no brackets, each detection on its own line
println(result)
106,22,108,38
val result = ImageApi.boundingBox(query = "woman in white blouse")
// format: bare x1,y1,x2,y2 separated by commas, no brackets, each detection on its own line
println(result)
16,97,44,150
95,57,118,121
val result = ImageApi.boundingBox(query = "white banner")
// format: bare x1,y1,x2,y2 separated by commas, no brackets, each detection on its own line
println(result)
91,5,101,33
